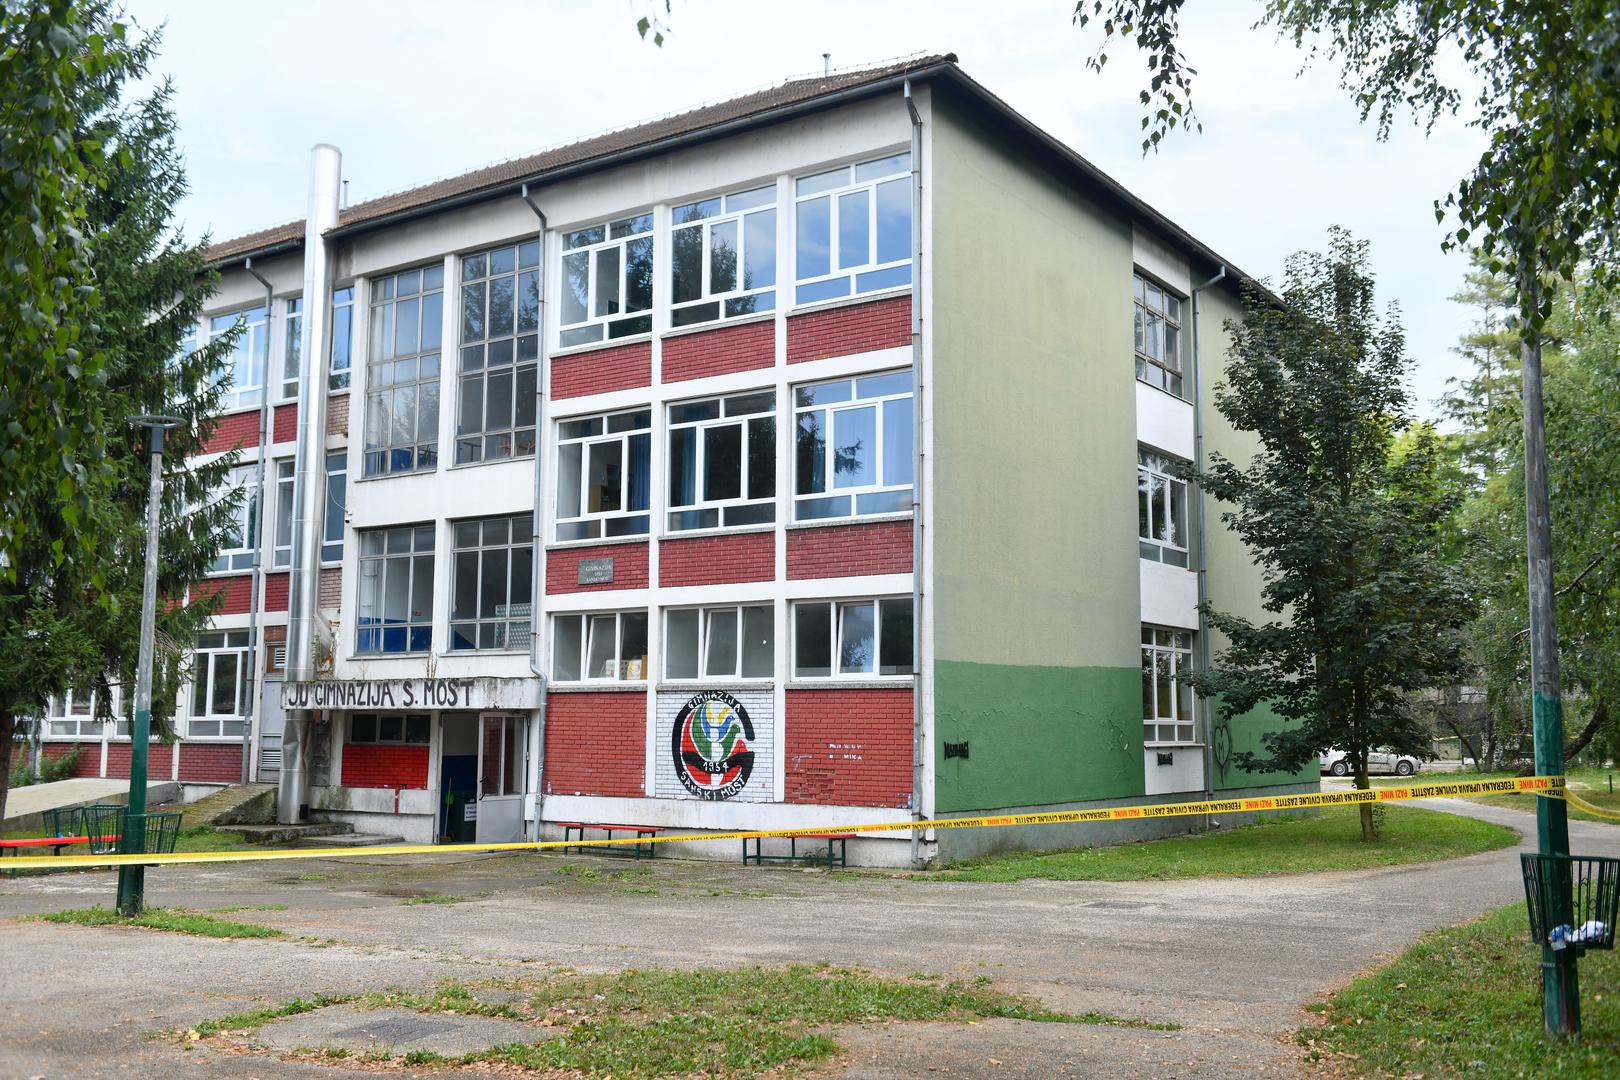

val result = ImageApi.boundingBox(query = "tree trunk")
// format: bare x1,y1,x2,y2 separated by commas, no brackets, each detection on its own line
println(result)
0,709,15,838
1563,700,1610,764
1354,749,1377,842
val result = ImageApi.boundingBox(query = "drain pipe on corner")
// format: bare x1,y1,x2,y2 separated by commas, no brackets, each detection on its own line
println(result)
521,183,549,843
904,79,927,869
1190,264,1226,822
240,258,275,785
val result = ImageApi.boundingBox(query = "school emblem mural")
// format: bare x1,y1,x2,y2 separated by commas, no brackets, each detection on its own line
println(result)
670,690,756,801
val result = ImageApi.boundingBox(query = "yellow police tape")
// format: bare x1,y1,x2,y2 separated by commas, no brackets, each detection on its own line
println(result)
1541,786,1620,822
0,774,1566,872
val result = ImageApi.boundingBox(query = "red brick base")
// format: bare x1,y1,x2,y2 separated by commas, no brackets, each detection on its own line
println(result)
543,691,646,798
785,686,913,807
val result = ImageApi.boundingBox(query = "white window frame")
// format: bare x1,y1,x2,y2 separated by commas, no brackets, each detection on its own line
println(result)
558,213,655,348
670,184,777,328
449,514,534,653
322,450,346,564
663,604,775,681
210,465,258,574
792,369,915,522
793,151,912,306
667,391,776,532
329,285,355,391
209,305,268,411
1142,625,1196,745
1134,273,1185,398
1138,448,1190,567
791,597,913,680
554,408,653,541
272,458,295,569
44,686,122,739
363,264,444,478
189,630,250,738
551,610,649,683
278,296,303,401
456,241,540,465
355,523,436,655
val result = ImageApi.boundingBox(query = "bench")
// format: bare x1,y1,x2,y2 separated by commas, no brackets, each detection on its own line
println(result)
0,835,120,857
742,832,855,869
556,822,662,860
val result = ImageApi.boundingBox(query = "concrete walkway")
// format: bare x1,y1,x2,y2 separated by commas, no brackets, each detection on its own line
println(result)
0,794,1613,1078
2,777,179,832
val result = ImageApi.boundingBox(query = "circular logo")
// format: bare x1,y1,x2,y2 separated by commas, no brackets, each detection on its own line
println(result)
671,691,755,801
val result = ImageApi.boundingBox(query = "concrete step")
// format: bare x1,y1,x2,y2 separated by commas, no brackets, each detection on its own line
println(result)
294,832,406,848
216,822,353,845
182,783,275,829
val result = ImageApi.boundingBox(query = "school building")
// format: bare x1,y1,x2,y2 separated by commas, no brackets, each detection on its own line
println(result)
35,54,1314,865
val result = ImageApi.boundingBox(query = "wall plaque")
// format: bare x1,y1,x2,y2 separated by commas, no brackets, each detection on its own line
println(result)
577,557,614,585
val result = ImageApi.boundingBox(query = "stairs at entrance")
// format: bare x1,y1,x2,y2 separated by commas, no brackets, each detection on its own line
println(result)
181,783,276,829
215,820,404,848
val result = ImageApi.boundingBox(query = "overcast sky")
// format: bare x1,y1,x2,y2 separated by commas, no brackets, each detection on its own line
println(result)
124,0,1486,420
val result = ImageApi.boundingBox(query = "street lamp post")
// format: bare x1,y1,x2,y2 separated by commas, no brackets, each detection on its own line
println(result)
116,416,182,916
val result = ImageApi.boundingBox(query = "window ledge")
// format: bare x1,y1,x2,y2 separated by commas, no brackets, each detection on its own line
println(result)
656,680,775,692
547,682,649,693
1144,742,1205,750
1135,377,1193,406
444,649,530,657
446,454,537,473
786,679,913,690
353,468,439,485
785,512,913,532
788,284,912,319
546,534,650,552
549,332,654,360
660,523,776,542
659,309,776,342
345,651,431,662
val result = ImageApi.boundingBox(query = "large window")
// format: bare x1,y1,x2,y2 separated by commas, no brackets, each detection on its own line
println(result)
330,286,355,390
792,597,912,678
552,611,648,682
272,459,295,568
794,152,911,305
451,514,533,651
457,242,540,464
364,265,443,477
1138,449,1189,567
210,306,268,410
356,524,436,654
210,465,258,573
323,450,346,563
280,297,302,400
1142,626,1195,744
350,713,429,745
1134,274,1184,397
45,687,118,739
559,214,653,347
668,392,775,531
189,631,249,738
555,409,652,541
666,605,773,680
793,370,914,521
671,185,777,327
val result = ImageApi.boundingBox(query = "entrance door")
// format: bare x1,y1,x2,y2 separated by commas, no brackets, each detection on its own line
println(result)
475,714,528,843
258,678,286,783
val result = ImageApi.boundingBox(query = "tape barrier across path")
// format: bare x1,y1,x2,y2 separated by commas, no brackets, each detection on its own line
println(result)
0,774,1567,872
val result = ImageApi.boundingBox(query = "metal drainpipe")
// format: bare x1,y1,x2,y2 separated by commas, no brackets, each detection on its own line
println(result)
521,184,549,843
1190,264,1226,816
904,80,927,869
241,258,275,786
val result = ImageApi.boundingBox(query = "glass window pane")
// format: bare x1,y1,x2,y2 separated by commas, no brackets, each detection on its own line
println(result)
554,616,582,681
726,185,775,211
832,405,876,488
587,440,623,513
704,608,739,678
620,613,648,679
672,225,703,304
796,196,830,279
453,551,478,621
794,603,832,678
797,167,848,195
1155,652,1173,721
669,426,697,508
479,549,507,619
882,397,913,487
595,246,621,318
742,606,773,678
1142,650,1155,719
703,423,743,502
562,251,589,326
586,615,617,678
709,220,738,294
557,443,582,519
628,433,651,512
744,209,776,289
838,601,876,674
856,152,910,182
838,189,870,270
796,412,825,495
878,597,913,675
667,609,699,679
875,178,910,264
747,417,775,500
625,236,653,313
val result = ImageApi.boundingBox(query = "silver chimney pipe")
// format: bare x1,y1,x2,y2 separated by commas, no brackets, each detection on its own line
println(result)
279,143,342,824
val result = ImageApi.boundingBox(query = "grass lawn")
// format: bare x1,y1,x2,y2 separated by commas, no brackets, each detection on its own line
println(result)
192,965,1171,1076
930,805,1516,883
36,905,282,939
1303,902,1620,1078
0,822,253,853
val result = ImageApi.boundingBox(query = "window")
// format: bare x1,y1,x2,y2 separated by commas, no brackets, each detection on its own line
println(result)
330,286,355,390
792,597,912,678
46,687,113,739
552,611,648,682
1142,626,1195,744
210,306,268,410
555,409,652,541
666,605,773,680
1134,274,1185,397
1138,449,1189,567
356,524,436,654
272,459,295,568
794,152,911,304
668,392,775,531
364,265,444,476
210,465,258,573
457,243,540,464
189,631,250,738
671,185,777,327
349,713,429,745
322,450,346,563
559,213,653,347
451,514,533,651
793,370,914,521
280,297,302,400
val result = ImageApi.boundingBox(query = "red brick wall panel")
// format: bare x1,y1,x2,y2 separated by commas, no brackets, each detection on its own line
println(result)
264,572,290,613
542,691,646,798
41,742,100,778
662,321,775,383
785,687,913,807
178,743,243,783
550,342,652,400
546,542,649,595
272,403,298,444
319,567,342,610
787,521,913,580
104,742,131,779
192,575,253,614
326,394,349,437
201,410,260,454
341,743,429,789
659,532,775,587
786,296,911,364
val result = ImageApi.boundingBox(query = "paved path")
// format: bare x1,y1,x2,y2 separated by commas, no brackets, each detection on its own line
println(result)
0,796,1613,1079
2,777,179,829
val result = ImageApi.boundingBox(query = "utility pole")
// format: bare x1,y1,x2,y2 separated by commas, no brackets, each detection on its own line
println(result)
116,416,181,916
1519,266,1578,1037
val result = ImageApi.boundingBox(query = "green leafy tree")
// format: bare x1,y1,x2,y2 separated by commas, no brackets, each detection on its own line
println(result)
1191,230,1473,841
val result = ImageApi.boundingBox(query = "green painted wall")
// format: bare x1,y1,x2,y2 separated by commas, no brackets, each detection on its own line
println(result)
1196,285,1316,790
928,93,1144,812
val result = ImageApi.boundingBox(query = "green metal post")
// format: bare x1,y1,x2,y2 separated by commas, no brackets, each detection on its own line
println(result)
117,419,177,915
1519,267,1577,1037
